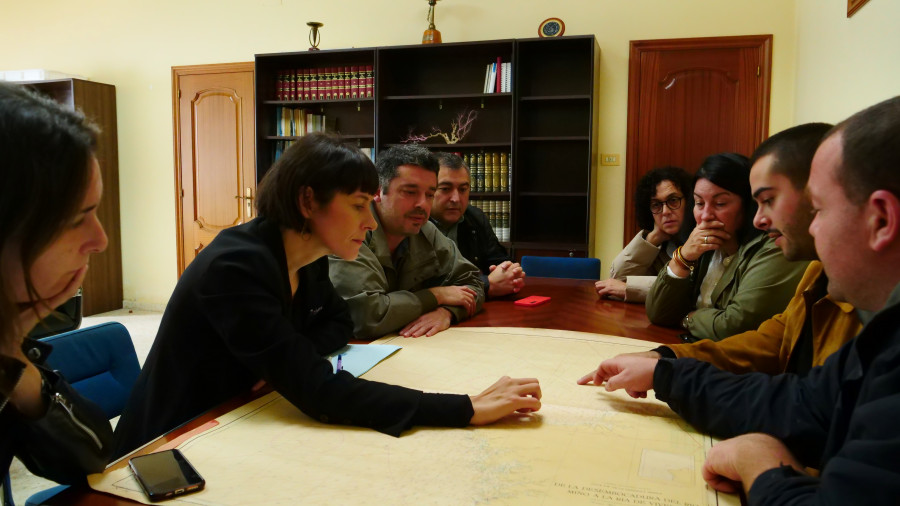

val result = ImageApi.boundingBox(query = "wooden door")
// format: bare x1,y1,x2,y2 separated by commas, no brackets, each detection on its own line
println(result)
624,35,771,243
173,63,255,274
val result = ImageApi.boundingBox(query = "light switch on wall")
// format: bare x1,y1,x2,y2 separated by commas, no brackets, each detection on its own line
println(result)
600,153,620,166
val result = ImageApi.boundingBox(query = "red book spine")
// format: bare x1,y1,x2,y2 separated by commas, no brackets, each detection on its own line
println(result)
306,69,313,101
299,69,307,101
366,65,374,98
328,67,335,100
312,68,320,100
283,70,290,100
290,69,298,100
284,70,292,101
350,66,359,99
342,66,350,99
334,67,341,100
495,57,502,94
276,71,284,100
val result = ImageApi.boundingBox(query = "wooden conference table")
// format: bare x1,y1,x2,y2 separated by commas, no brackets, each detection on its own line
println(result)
50,277,682,505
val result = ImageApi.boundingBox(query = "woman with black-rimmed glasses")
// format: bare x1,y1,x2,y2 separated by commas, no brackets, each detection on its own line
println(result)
597,167,692,303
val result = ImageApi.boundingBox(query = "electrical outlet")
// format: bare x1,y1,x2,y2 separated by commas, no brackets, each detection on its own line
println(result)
601,153,620,166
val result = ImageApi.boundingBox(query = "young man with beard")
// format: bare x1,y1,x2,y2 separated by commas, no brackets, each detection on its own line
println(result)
329,145,484,339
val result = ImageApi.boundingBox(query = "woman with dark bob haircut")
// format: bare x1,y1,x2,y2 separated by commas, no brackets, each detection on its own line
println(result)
112,133,541,458
0,82,113,489
597,166,692,303
645,153,808,341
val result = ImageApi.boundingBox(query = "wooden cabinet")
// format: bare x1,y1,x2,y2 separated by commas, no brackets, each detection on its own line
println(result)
514,36,599,258
20,78,123,315
255,36,598,258
254,48,376,176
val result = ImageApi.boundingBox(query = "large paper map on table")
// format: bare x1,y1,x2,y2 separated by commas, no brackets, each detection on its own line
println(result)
90,327,739,505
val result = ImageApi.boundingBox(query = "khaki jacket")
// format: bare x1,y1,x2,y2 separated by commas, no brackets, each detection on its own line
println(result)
646,233,809,340
609,231,674,303
664,261,861,373
329,211,484,340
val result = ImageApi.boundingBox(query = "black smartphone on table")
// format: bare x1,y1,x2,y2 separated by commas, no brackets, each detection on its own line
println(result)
129,449,205,501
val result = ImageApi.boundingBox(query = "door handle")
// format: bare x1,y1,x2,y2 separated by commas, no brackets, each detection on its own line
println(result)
235,188,254,218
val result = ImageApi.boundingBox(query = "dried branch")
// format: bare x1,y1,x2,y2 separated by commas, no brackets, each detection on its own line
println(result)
401,108,478,144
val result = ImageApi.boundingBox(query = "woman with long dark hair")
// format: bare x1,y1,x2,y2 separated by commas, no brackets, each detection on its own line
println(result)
645,153,808,341
597,166,692,303
0,82,113,490
112,133,541,459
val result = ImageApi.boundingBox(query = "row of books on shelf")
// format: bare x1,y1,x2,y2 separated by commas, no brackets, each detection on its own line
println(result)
273,140,375,163
483,58,511,94
470,199,510,242
274,106,336,137
275,66,374,101
463,152,511,193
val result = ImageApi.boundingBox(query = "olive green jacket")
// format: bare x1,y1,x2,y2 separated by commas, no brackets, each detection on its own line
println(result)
328,212,484,340
645,233,809,341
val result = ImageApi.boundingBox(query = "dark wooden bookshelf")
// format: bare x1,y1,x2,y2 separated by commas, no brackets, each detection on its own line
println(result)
255,35,598,258
18,78,123,315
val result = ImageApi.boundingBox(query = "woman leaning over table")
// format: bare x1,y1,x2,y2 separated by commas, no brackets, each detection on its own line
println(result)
645,153,808,341
0,82,113,489
597,166,692,303
111,133,541,460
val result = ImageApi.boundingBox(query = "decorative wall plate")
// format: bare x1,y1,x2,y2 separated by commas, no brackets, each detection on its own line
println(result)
538,18,565,37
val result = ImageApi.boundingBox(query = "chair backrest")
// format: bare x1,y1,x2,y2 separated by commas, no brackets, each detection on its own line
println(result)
39,322,140,419
520,256,601,280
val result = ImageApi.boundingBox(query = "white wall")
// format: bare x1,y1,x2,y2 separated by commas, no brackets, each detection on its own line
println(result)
793,0,900,125
0,0,798,308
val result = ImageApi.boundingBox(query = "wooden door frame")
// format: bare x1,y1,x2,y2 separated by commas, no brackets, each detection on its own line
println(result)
623,34,772,245
172,62,254,275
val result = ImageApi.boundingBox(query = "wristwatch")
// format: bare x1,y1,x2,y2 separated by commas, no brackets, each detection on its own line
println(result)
681,314,692,330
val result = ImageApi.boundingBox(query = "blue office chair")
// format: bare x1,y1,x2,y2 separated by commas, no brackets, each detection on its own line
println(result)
2,475,12,506
21,322,141,506
520,255,601,280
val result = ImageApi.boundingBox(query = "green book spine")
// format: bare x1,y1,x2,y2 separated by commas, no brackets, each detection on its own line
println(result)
499,153,509,192
475,153,485,193
484,152,494,192
491,153,501,192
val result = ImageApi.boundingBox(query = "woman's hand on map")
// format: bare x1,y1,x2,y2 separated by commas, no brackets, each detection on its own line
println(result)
469,376,542,425
576,355,658,398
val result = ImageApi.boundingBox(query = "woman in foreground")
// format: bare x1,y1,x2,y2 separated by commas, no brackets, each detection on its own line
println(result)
112,133,541,459
0,82,113,487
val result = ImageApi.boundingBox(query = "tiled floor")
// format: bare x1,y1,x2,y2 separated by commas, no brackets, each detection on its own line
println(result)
9,309,162,505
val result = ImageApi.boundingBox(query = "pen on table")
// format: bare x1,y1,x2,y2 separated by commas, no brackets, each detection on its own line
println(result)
336,354,343,372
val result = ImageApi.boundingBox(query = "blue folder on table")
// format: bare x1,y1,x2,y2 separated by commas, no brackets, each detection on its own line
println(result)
327,344,401,377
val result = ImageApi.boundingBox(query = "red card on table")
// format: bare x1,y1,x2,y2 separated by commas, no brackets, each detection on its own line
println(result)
514,295,551,307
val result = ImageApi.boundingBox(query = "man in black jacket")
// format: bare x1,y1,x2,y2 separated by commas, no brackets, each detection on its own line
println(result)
579,96,900,505
430,152,526,297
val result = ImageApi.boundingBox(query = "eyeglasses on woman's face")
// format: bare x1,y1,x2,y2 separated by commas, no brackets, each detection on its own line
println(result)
650,196,684,214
